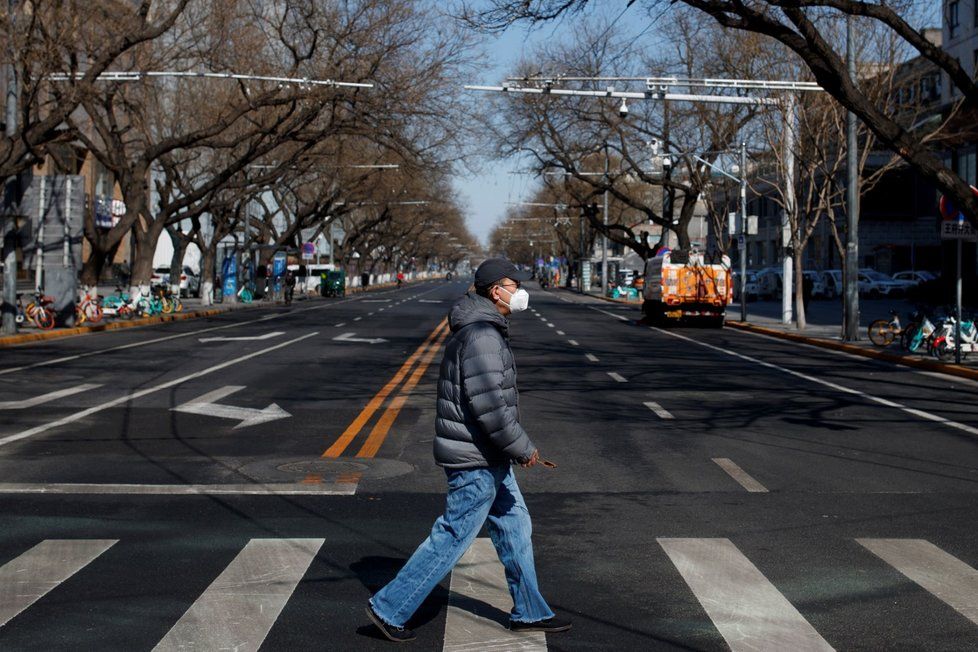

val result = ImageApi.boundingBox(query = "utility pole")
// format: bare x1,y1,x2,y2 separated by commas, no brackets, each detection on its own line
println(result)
740,141,748,323
578,206,585,294
781,94,796,325
844,15,861,341
602,142,609,298
2,0,18,334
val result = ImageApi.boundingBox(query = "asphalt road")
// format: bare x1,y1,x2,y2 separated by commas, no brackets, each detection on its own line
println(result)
0,279,976,651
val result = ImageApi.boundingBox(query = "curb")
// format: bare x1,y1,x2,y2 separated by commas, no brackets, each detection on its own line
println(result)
0,277,428,349
725,320,978,382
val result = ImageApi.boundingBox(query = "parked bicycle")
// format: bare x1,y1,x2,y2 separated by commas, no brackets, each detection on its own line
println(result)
102,286,134,319
24,291,56,330
868,310,904,347
930,315,977,361
75,290,103,325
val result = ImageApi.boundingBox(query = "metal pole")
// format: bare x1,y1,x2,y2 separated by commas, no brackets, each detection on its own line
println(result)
579,209,585,294
63,177,71,268
740,141,748,322
956,237,962,365
1,0,18,334
781,94,795,324
844,15,861,341
602,143,609,298
34,176,44,291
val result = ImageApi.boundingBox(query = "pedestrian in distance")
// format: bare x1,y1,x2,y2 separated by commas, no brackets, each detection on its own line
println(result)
284,269,296,305
365,257,571,643
803,274,814,312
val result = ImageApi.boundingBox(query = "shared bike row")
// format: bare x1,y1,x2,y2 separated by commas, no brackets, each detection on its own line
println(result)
15,287,184,331
868,309,976,361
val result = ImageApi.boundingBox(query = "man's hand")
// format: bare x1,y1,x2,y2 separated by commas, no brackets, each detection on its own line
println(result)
520,449,539,468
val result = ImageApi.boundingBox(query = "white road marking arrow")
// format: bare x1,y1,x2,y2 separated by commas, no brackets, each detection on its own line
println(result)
198,331,284,343
333,332,388,344
171,385,291,429
0,384,102,410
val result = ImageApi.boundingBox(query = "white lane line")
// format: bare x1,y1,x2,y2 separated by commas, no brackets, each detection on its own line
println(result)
354,316,362,321
568,340,579,346
539,317,547,322
650,327,978,439
589,306,630,322
334,322,345,327
0,482,357,495
0,383,102,410
607,372,627,383
659,538,833,652
153,538,323,652
731,326,978,389
444,538,546,652
857,539,978,626
643,401,675,420
556,330,565,335
368,312,375,316
198,331,284,343
0,298,354,377
546,323,555,328
0,539,118,627
0,332,318,448
585,353,599,362
712,458,768,492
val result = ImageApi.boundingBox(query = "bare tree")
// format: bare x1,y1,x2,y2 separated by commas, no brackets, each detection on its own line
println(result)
462,0,978,229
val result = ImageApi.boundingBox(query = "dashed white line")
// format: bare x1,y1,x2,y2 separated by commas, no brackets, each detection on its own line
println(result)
585,353,599,362
334,323,345,327
643,401,675,420
568,340,579,346
354,316,362,321
556,330,565,335
712,458,768,492
607,372,627,383
547,323,555,328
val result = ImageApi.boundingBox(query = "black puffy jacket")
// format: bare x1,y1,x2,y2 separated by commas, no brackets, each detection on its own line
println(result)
433,292,536,468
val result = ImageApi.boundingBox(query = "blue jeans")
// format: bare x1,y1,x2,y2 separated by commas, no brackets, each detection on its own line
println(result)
370,465,555,627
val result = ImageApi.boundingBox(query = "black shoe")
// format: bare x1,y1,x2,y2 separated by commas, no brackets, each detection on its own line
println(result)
365,605,416,643
509,616,572,633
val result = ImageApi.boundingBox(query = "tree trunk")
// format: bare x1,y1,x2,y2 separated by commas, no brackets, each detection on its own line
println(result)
199,244,217,306
168,229,189,297
794,248,807,331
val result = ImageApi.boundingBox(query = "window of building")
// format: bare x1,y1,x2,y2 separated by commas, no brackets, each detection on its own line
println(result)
957,148,976,185
949,1,960,38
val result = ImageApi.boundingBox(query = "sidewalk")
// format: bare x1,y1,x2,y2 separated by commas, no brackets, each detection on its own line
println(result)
727,297,978,381
0,278,422,348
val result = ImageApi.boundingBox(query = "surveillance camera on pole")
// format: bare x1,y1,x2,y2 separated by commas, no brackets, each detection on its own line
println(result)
618,97,629,118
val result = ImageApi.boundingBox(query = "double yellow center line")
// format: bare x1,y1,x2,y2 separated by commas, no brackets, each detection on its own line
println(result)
322,318,451,459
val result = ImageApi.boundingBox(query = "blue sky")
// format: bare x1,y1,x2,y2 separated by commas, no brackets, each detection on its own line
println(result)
452,24,553,247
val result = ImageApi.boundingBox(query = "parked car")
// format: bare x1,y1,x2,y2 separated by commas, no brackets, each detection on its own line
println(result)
892,270,938,286
755,268,783,300
732,270,761,301
858,268,907,298
151,266,200,297
820,270,842,299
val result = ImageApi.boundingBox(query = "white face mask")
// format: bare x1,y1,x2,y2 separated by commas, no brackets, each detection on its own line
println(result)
496,285,529,312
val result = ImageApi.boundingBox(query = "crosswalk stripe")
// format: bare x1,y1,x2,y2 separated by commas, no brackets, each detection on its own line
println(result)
857,538,978,626
153,538,323,652
444,538,546,651
0,539,117,627
658,538,834,652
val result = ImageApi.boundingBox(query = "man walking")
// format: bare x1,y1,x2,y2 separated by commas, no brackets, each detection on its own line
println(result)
365,258,571,643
